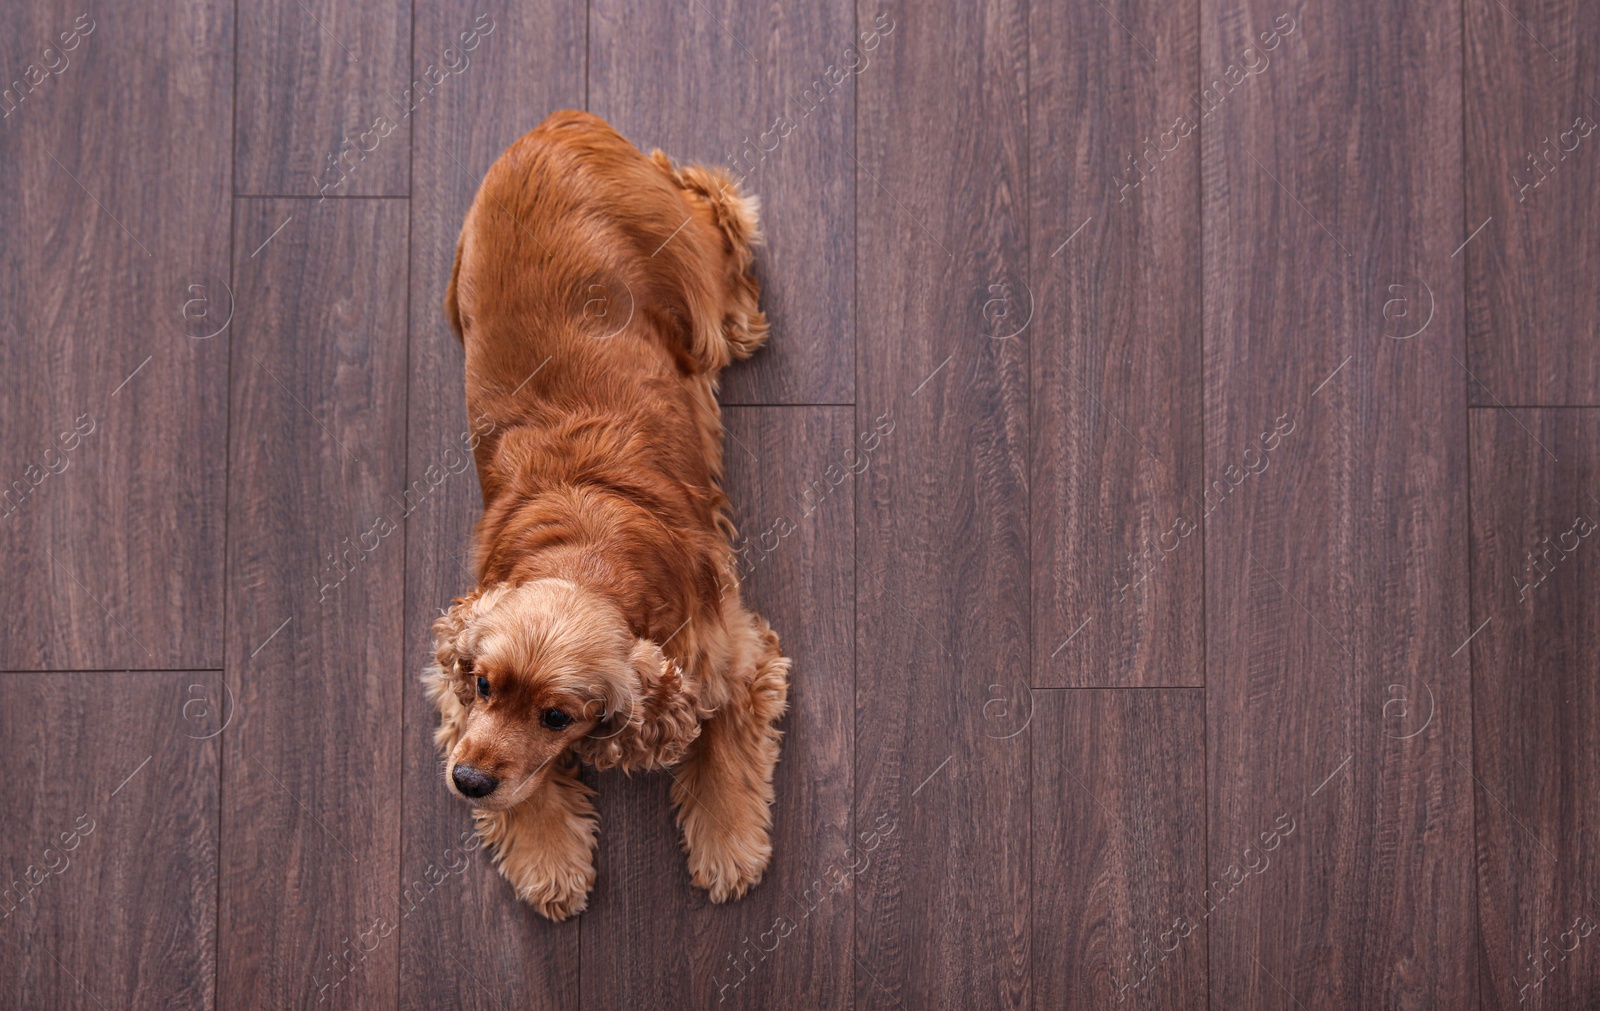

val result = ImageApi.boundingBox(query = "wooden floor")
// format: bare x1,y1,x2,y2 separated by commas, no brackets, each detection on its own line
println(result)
2,0,1597,1007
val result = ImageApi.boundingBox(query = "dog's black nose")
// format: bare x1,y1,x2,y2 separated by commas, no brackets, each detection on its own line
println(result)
452,763,498,798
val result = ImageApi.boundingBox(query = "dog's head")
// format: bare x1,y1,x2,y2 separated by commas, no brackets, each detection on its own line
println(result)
429,578,702,809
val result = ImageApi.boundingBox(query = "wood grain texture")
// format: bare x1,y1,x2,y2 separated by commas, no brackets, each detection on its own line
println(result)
579,407,855,1009
1202,0,1477,1007
1465,0,1600,405
0,672,221,1010
220,199,408,1010
10,0,1600,1006
1032,689,1206,1009
1471,410,1600,1010
1029,0,1202,687
235,0,410,195
399,2,584,1006
0,2,231,669
851,0,1030,1006
587,0,855,404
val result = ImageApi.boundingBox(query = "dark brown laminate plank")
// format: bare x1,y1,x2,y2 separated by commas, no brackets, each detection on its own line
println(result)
1032,689,1206,1008
0,672,221,1009
1202,0,1477,1006
852,0,1030,1006
220,198,408,1009
400,2,583,1006
586,0,855,405
579,406,855,1009
1465,0,1600,405
1030,0,1203,688
1471,410,1600,1009
0,3,231,669
234,0,410,196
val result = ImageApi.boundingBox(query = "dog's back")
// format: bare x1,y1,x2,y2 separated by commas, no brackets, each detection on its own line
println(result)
446,111,768,613
447,109,764,403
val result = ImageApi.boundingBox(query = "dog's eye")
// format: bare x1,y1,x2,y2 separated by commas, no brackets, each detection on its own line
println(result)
476,676,491,700
542,709,573,730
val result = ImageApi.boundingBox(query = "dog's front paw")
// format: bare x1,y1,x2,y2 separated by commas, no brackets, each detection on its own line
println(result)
507,849,595,922
473,796,597,922
683,813,771,903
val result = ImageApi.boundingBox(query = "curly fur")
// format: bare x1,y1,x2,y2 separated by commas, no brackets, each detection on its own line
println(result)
571,641,708,772
426,110,788,920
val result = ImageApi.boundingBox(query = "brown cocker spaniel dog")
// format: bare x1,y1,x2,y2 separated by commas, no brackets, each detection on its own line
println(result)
422,110,789,920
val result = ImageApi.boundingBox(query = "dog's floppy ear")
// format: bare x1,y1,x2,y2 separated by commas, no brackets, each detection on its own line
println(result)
574,639,703,773
429,585,507,706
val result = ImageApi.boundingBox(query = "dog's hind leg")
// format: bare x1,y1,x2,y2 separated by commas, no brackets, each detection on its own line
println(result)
472,759,599,921
669,622,789,902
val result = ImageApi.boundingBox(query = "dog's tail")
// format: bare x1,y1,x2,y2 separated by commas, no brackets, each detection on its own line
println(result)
650,152,769,366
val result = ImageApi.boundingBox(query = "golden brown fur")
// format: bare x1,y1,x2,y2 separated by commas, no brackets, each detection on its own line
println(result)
423,110,789,920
